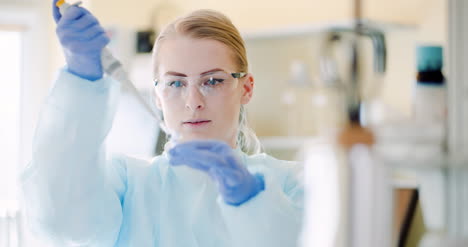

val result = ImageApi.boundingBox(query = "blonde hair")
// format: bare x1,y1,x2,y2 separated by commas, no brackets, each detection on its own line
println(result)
152,9,262,154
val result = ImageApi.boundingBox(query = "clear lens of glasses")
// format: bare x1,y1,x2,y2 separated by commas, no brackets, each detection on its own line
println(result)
155,71,241,99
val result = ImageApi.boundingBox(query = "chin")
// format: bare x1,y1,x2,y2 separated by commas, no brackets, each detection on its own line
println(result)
179,133,216,142
181,132,235,144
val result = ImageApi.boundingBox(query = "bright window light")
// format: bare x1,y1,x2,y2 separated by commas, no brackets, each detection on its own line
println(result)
0,30,22,217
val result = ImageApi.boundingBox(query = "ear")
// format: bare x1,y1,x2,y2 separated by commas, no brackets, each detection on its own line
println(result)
240,73,254,105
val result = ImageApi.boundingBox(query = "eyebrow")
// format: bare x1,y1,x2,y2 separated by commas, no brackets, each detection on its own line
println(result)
163,68,226,77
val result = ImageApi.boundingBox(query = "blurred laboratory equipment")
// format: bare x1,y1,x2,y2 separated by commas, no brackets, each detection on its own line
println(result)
412,45,446,124
281,60,307,135
298,5,468,246
281,59,350,137
299,0,394,246
368,44,451,247
318,23,386,124
299,25,391,247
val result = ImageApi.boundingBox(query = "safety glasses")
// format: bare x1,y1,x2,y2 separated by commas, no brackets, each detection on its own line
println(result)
154,71,246,100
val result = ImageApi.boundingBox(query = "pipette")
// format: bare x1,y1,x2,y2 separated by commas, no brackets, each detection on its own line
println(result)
55,0,160,121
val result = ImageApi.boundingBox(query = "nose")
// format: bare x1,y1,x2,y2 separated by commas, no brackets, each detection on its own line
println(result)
184,85,205,111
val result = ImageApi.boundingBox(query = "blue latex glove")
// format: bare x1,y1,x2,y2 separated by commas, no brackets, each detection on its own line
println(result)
169,140,265,206
53,0,109,81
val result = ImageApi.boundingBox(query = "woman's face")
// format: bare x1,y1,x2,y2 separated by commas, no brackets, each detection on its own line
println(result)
154,36,254,147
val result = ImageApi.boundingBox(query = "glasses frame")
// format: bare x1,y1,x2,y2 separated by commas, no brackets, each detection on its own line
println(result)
153,72,247,87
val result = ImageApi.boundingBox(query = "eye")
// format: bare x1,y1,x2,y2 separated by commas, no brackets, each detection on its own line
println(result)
168,80,183,88
205,77,225,86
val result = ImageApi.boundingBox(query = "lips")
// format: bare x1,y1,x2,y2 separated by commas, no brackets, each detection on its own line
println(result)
183,120,212,126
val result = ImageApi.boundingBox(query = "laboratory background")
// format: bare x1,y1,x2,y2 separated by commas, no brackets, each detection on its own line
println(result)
1,0,468,246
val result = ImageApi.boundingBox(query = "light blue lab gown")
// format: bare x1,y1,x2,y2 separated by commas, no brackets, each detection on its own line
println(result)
19,69,304,247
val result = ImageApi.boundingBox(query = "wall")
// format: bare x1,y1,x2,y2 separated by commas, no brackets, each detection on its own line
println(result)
87,0,351,32
86,0,437,32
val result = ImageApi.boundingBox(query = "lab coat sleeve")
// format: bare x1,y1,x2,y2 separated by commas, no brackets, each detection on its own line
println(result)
217,158,304,247
18,69,124,246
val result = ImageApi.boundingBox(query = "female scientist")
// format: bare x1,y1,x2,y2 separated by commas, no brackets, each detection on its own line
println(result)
19,1,304,246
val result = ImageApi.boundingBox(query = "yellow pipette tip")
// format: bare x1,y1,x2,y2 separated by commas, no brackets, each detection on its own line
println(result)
56,0,65,7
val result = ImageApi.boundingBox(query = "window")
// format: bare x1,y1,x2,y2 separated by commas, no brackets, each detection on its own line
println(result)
0,29,22,247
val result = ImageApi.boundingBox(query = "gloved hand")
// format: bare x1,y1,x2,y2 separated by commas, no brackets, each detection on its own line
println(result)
53,0,109,81
169,140,265,206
